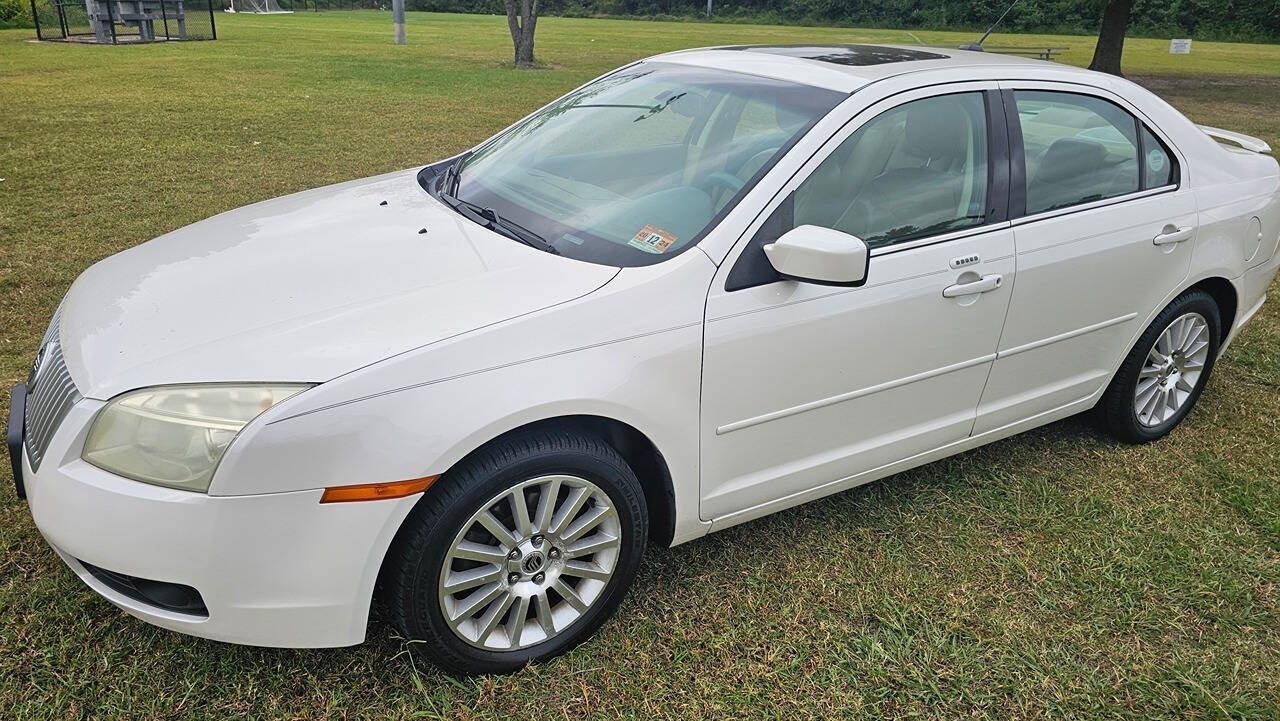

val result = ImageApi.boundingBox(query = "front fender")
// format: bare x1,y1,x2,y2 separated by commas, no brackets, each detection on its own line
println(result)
209,250,717,545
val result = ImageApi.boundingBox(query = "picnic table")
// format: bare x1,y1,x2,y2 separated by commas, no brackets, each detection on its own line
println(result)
979,45,1069,61
86,0,187,42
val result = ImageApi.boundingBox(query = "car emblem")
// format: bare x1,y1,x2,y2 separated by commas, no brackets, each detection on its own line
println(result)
521,553,545,574
29,341,54,390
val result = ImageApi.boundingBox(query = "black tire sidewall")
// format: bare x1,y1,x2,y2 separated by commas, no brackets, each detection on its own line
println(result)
394,434,647,674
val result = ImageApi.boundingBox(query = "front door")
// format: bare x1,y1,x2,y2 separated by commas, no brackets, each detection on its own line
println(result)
699,87,1016,523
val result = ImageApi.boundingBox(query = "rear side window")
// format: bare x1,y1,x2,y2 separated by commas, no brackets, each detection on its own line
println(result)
1015,91,1139,214
1140,125,1178,188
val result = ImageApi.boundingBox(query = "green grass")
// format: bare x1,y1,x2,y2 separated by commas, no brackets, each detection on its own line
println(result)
2,11,1279,720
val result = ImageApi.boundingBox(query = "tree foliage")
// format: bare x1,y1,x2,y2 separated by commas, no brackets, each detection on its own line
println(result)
409,0,1280,42
0,0,31,26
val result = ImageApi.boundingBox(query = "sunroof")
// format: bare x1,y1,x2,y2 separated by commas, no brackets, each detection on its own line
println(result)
724,44,948,66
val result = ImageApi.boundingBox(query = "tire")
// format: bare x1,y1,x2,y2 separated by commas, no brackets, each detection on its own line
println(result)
1094,289,1222,443
381,429,647,675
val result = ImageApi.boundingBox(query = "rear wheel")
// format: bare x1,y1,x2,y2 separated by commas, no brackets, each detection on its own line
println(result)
1094,290,1221,443
382,430,647,675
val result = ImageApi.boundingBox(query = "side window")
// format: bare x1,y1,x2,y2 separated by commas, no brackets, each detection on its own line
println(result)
1140,125,1178,189
1015,90,1139,215
791,92,990,250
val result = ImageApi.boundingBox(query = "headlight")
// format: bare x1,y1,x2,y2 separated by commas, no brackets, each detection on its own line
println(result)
82,384,311,492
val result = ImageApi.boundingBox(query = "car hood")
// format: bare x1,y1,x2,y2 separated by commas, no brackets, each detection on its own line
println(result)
59,168,619,399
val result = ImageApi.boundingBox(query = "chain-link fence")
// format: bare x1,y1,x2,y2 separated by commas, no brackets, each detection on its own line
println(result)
278,0,390,10
31,0,215,42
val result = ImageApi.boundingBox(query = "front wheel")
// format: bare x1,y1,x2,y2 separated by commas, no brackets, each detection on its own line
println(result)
381,430,647,675
1094,289,1222,443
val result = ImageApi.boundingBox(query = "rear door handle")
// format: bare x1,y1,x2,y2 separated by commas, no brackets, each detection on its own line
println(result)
943,273,1003,298
1153,225,1194,246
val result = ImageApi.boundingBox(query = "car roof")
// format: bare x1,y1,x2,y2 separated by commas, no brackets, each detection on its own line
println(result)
650,43,1062,93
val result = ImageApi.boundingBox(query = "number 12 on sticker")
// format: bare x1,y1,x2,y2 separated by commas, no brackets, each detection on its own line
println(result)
628,224,677,254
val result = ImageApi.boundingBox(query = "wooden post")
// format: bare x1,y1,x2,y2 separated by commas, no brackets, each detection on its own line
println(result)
392,0,404,44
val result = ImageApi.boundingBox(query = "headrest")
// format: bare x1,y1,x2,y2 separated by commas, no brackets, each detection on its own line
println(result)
1033,138,1107,186
904,105,968,163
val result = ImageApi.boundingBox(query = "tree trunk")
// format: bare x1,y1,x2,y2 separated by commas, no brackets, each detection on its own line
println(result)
1088,0,1133,76
503,0,539,68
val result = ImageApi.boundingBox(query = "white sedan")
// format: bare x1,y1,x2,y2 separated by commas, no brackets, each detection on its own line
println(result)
8,44,1279,674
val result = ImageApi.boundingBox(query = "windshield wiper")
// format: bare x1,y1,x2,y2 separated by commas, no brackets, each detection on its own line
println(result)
442,163,458,196
440,153,469,196
438,192,559,255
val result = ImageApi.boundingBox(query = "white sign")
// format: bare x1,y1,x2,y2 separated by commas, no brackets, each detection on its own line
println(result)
1170,38,1192,54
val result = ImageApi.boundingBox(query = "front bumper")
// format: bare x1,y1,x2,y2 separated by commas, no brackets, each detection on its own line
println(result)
17,398,419,648
7,383,26,499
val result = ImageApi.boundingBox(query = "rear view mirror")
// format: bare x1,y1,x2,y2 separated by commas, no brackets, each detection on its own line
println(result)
656,90,706,118
764,225,869,286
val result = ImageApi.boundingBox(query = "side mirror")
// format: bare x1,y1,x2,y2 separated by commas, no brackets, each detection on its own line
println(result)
763,225,869,286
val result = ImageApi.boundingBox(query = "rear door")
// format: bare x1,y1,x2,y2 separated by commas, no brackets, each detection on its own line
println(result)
974,83,1196,435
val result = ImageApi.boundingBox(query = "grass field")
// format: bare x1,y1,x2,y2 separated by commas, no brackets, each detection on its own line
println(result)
2,11,1279,720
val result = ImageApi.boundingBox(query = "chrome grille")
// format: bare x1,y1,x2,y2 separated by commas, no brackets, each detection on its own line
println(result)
24,309,81,471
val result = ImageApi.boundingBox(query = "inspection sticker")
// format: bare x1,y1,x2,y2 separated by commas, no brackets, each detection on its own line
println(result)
1147,149,1166,173
628,225,677,254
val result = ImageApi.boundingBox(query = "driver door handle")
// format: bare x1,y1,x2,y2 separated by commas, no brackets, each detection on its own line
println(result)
943,273,1003,298
1153,225,1194,246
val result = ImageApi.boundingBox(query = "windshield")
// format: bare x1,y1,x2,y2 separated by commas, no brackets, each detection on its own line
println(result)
435,62,844,266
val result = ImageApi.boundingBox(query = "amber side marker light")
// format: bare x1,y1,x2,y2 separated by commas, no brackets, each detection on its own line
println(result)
320,476,439,503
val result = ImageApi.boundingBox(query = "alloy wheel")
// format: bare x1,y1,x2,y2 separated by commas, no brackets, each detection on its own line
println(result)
437,475,622,651
1134,312,1210,427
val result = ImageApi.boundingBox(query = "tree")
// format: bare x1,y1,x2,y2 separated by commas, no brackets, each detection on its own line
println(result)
504,0,539,68
1088,0,1133,76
